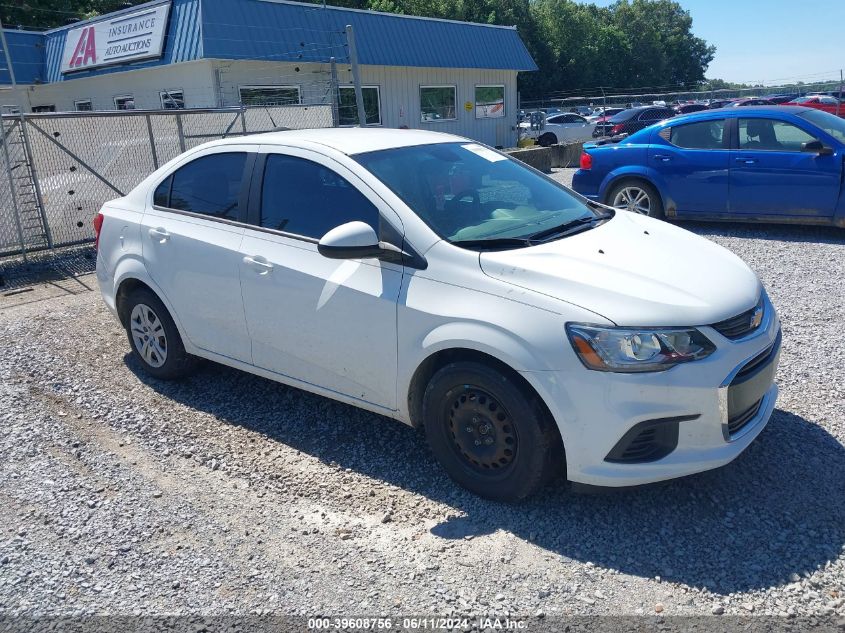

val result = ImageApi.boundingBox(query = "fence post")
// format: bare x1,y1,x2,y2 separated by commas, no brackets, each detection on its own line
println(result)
240,107,247,135
0,117,27,262
345,25,367,127
18,114,53,250
145,114,159,170
330,57,340,128
175,113,186,153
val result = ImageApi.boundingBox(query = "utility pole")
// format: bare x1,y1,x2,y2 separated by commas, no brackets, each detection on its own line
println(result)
345,25,367,127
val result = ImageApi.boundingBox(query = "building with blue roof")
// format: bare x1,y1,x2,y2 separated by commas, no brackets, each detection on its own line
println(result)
0,0,537,147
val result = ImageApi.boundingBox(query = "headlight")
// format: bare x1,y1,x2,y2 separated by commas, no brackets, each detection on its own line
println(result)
566,323,716,373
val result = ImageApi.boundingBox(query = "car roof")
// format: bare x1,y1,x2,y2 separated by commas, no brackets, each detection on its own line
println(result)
210,127,466,155
702,105,813,115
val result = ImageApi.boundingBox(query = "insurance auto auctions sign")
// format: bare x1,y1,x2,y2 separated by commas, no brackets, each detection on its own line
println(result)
60,2,171,74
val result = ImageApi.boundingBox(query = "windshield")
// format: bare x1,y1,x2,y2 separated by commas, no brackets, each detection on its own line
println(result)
354,142,601,248
798,109,845,143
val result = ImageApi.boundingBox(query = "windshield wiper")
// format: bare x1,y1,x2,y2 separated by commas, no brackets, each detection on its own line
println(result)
526,211,613,242
449,237,531,250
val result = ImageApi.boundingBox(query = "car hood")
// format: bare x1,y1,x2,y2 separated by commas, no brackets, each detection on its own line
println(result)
479,212,761,326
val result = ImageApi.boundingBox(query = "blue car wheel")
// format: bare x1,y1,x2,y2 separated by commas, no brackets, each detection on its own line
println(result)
606,179,664,219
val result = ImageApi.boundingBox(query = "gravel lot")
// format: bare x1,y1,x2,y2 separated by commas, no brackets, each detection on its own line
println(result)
1,176,844,620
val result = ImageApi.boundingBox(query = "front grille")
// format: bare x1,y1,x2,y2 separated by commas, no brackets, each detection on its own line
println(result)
734,329,782,382
727,399,762,436
711,297,764,340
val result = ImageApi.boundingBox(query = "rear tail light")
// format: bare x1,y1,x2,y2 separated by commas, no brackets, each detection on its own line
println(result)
93,212,104,250
611,124,625,135
579,152,593,170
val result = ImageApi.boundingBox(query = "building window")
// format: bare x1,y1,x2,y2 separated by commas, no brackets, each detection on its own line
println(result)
114,95,135,110
338,86,381,126
32,105,56,113
475,85,505,119
420,86,456,122
238,86,301,107
160,90,185,110
74,100,93,112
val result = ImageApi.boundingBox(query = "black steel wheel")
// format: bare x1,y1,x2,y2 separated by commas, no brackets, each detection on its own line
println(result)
423,361,563,501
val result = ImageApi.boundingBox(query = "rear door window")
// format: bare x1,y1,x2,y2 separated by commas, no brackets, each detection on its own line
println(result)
162,153,247,220
668,119,726,150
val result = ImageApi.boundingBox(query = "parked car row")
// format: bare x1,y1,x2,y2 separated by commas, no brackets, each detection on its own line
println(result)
573,105,845,227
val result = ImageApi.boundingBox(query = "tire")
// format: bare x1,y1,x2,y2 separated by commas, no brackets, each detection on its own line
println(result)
122,287,199,380
538,132,557,147
422,361,563,502
606,179,664,219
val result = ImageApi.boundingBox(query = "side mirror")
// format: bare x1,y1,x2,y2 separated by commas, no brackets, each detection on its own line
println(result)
317,221,408,263
801,140,834,156
318,221,384,260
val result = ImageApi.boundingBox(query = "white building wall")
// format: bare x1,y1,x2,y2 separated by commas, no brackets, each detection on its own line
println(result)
211,59,519,147
16,58,521,147
22,60,216,112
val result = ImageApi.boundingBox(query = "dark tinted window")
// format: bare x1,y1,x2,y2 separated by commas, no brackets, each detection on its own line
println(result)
168,153,246,219
738,118,817,151
640,108,671,121
260,154,380,239
669,119,725,149
154,175,172,207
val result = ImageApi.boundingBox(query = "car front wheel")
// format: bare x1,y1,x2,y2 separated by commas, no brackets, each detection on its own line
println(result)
422,361,563,502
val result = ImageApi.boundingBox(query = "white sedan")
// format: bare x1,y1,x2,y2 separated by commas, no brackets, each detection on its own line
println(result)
520,113,598,146
95,128,780,501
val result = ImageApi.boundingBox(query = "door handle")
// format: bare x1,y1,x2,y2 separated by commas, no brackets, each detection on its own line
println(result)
653,154,671,162
243,255,273,273
735,158,758,165
148,227,170,242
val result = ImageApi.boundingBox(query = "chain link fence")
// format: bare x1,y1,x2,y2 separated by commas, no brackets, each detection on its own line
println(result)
0,104,334,260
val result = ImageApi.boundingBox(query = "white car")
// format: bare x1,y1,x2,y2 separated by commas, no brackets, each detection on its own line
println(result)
520,113,597,146
95,128,780,501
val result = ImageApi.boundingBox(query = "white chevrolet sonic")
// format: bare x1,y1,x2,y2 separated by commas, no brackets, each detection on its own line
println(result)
95,128,780,501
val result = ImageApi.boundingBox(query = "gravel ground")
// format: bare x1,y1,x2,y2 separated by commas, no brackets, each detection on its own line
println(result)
1,183,844,620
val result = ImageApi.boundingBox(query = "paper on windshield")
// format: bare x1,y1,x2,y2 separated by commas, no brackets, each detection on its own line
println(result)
462,143,507,162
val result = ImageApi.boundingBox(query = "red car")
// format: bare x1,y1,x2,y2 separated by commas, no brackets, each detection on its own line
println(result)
785,95,844,118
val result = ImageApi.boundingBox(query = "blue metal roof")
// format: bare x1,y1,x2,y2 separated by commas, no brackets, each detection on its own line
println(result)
0,30,46,85
201,0,537,71
1,0,536,86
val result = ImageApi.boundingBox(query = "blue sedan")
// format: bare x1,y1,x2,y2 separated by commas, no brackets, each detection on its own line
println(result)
571,106,845,227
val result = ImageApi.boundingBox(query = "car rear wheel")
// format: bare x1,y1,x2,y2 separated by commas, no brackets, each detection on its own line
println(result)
123,287,199,380
422,361,563,502
607,179,664,219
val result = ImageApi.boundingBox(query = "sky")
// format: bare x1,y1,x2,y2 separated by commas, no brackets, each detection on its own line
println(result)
580,0,845,85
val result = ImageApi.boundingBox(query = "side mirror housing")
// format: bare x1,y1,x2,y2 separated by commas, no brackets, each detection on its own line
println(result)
318,221,384,260
801,140,834,156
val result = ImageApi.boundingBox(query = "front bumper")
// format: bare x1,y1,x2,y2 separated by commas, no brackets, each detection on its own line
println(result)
521,295,781,487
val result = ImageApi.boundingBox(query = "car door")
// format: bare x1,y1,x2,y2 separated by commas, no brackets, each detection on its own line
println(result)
238,146,403,409
141,146,255,364
650,117,729,215
729,117,840,218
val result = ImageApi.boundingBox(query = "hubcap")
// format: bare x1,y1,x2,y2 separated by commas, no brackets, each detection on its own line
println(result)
612,186,651,215
447,388,517,472
130,303,167,368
